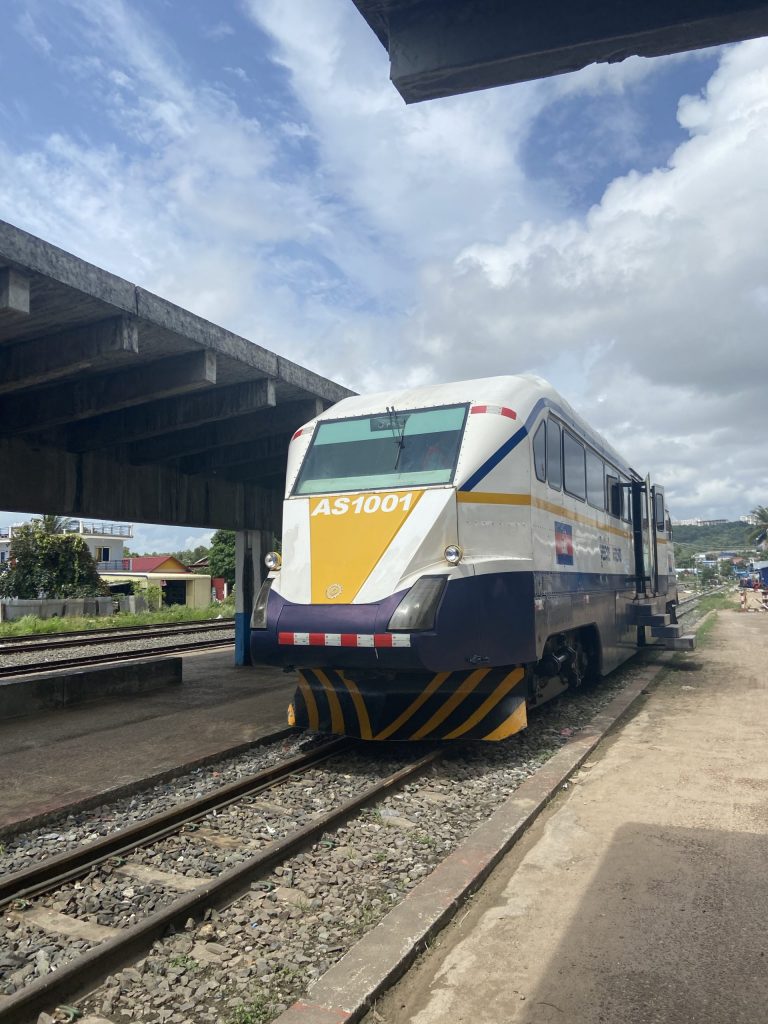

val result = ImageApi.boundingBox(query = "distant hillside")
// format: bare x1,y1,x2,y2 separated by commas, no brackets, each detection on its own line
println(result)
672,521,752,552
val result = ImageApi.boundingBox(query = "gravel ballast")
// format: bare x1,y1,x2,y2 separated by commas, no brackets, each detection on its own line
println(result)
0,625,233,673
46,656,671,1023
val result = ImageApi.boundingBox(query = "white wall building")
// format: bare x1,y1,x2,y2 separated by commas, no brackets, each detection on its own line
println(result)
0,519,133,568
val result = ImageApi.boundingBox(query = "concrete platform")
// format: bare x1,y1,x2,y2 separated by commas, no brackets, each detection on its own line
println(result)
370,611,768,1024
0,656,182,719
0,650,295,835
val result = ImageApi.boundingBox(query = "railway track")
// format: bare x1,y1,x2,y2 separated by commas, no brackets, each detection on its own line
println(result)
0,739,442,1022
0,618,234,655
0,638,235,679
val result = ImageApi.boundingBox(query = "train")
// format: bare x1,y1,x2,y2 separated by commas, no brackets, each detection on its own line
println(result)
250,375,693,741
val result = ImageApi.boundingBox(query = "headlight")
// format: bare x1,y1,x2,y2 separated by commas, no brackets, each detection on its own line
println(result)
387,576,446,632
264,551,282,570
251,579,273,629
444,545,462,565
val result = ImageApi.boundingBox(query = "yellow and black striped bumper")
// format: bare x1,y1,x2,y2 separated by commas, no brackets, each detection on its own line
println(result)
289,666,528,741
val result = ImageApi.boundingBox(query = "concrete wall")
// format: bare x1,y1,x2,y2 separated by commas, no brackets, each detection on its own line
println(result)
0,435,283,533
0,597,113,621
186,575,213,609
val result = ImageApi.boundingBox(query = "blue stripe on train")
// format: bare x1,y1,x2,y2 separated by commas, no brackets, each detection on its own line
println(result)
461,397,634,492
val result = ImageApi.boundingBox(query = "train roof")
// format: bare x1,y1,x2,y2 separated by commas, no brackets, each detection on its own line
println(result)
312,375,637,478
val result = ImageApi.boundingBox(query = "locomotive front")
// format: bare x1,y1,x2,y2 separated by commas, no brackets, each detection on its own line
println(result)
251,391,534,741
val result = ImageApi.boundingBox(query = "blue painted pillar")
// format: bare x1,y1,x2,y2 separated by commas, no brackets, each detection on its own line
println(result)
235,529,264,666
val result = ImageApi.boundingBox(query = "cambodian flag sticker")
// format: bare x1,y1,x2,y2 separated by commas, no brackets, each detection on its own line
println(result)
555,522,574,565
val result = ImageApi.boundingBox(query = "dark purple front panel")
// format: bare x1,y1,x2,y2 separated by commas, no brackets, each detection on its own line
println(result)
250,573,538,673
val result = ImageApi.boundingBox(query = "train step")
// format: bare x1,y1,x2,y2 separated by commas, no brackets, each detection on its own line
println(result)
628,605,669,627
663,634,697,651
650,623,682,639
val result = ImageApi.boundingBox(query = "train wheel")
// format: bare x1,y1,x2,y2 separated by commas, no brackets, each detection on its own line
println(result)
565,628,600,690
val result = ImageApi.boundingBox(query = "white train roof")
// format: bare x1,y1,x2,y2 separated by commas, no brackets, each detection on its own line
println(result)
311,374,637,479
317,374,555,419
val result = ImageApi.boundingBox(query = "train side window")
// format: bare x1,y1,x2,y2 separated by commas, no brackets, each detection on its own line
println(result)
532,422,546,482
563,431,586,500
547,420,562,490
586,450,604,510
655,492,665,531
606,473,621,518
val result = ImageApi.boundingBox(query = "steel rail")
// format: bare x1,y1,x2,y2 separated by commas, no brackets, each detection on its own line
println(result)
0,749,443,1024
0,619,234,654
0,639,234,679
0,737,349,910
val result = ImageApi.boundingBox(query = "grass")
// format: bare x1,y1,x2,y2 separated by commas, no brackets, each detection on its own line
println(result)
229,994,276,1024
167,954,199,972
690,589,740,645
0,602,234,638
228,967,304,1024
695,590,738,615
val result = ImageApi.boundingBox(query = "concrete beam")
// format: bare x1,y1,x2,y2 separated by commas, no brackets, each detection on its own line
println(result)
220,456,288,483
0,317,138,396
177,433,290,476
129,398,323,464
370,0,768,102
0,435,283,533
66,378,276,453
0,350,217,435
235,530,267,666
0,267,30,317
0,219,353,406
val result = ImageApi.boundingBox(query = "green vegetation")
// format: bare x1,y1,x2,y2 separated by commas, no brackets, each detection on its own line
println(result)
0,602,234,639
746,506,768,546
672,521,751,548
167,954,199,972
672,520,758,566
209,530,236,587
228,996,276,1024
0,521,104,600
228,967,304,1024
696,590,738,615
690,590,739,645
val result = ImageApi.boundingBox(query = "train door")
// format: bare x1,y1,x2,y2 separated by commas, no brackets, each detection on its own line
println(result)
630,477,657,596
650,484,667,594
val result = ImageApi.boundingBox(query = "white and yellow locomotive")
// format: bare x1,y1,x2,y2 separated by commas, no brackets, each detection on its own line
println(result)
251,375,689,741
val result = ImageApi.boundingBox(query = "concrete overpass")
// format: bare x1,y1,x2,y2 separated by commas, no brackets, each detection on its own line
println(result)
351,0,768,102
0,219,353,662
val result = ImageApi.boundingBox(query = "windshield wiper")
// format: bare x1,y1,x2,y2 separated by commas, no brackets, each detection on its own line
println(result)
386,405,406,469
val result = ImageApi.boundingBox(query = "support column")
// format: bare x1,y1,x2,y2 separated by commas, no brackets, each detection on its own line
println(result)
235,530,265,666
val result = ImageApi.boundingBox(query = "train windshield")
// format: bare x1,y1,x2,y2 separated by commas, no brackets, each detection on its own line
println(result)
293,404,468,495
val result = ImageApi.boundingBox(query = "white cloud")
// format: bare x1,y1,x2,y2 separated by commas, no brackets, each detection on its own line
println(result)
396,39,768,519
15,9,52,55
1,0,764,524
223,66,250,83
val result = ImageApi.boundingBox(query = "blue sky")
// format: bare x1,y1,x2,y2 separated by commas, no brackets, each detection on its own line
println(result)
1,1,767,551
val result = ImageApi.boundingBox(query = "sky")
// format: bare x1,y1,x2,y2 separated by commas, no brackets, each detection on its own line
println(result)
1,0,766,551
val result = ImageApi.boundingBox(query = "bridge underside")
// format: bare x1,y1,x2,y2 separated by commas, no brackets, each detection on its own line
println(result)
0,219,353,663
352,0,768,102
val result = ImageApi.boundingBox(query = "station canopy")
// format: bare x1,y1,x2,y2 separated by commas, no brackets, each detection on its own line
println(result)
0,220,352,532
351,0,768,102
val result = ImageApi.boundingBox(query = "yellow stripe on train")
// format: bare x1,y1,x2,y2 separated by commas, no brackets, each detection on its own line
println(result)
308,490,423,604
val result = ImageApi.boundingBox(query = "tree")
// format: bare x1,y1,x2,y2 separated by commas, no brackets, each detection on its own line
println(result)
700,565,718,586
0,522,104,599
171,545,210,568
208,530,236,587
37,514,70,535
747,506,768,547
